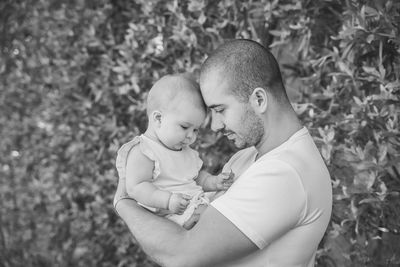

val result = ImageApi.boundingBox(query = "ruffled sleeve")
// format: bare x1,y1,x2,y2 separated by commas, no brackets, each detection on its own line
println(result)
115,136,160,180
137,137,161,180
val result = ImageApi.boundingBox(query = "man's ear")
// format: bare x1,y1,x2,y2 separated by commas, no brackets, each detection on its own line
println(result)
250,87,268,113
152,110,162,127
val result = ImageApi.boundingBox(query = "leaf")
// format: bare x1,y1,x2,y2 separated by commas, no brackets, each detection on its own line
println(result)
353,96,363,106
378,64,386,80
292,103,309,115
363,6,379,17
338,61,353,76
321,145,332,162
359,198,379,204
188,0,206,12
378,144,388,163
362,66,380,77
353,171,377,191
377,182,388,201
366,34,375,43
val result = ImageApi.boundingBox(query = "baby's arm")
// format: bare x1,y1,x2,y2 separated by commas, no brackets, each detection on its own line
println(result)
196,170,234,192
125,146,190,214
125,146,170,210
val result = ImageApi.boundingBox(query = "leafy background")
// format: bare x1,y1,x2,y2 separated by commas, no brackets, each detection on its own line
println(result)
0,0,399,266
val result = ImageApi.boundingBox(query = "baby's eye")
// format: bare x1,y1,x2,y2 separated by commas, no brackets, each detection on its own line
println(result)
180,125,188,130
215,108,224,114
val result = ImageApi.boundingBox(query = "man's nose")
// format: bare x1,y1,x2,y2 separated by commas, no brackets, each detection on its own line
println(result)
210,116,224,132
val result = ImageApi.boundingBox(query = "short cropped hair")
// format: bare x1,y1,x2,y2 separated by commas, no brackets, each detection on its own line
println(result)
200,39,289,104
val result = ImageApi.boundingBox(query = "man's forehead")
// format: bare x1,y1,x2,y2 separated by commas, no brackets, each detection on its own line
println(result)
200,71,230,106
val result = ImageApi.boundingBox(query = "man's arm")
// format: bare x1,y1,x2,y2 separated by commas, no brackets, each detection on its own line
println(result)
115,158,308,266
116,199,257,267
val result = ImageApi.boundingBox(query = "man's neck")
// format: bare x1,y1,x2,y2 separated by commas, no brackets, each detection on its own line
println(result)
255,111,302,160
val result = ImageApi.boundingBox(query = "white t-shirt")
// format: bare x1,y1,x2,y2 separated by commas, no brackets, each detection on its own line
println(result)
211,127,332,267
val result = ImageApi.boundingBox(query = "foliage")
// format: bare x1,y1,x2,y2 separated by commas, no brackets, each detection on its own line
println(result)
0,0,399,266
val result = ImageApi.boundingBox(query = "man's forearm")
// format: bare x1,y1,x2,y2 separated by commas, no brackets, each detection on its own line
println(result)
116,199,188,267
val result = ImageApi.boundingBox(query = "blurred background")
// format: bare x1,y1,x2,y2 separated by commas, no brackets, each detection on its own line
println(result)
0,0,399,266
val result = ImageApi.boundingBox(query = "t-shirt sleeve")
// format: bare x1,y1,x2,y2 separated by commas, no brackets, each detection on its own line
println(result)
211,159,307,249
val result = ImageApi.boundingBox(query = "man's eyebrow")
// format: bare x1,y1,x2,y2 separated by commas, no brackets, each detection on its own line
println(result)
208,104,221,109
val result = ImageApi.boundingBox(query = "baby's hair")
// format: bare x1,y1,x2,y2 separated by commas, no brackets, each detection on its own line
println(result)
146,73,206,116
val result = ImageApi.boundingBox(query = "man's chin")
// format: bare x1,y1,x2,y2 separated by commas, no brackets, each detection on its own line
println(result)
233,139,247,149
226,134,249,149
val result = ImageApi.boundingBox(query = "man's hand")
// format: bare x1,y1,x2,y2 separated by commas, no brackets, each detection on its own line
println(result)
214,170,235,191
168,193,191,214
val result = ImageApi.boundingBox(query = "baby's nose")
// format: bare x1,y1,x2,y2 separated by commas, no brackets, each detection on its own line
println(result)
186,131,196,140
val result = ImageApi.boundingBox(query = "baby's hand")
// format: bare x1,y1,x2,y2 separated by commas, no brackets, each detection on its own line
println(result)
168,193,191,214
215,170,234,190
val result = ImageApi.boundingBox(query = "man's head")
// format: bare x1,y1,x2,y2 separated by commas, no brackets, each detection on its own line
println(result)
200,39,290,104
146,73,206,150
199,39,291,149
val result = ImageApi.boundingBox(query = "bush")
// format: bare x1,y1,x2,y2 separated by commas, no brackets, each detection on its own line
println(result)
0,0,399,266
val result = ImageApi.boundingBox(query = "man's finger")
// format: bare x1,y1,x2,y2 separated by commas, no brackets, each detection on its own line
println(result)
223,181,233,186
220,172,234,180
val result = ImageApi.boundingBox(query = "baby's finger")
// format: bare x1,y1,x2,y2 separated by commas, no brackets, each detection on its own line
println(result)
181,194,192,200
182,201,190,208
179,198,188,205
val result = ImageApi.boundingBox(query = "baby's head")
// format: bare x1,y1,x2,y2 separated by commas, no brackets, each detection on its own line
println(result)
146,73,206,150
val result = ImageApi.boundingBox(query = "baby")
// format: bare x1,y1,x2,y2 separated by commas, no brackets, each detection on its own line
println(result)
115,73,234,229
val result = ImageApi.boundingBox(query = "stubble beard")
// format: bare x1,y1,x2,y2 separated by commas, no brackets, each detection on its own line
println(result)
233,106,264,149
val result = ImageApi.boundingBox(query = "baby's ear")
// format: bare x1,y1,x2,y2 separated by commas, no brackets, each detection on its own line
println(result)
152,110,162,126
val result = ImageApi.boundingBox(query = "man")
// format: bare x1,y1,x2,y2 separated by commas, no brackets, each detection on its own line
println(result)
113,39,332,267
